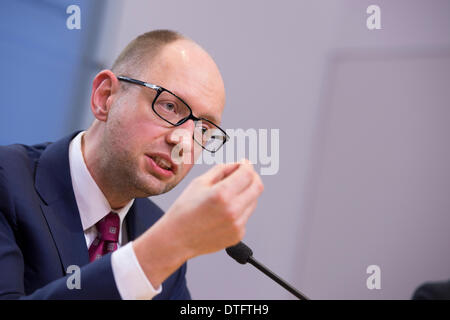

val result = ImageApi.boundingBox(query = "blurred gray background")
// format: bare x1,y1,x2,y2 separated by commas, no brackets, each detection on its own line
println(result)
1,0,450,299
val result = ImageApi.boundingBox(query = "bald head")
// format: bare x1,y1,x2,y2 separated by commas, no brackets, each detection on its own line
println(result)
111,29,184,77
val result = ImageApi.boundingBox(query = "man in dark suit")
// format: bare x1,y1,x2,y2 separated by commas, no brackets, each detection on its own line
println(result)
0,30,264,299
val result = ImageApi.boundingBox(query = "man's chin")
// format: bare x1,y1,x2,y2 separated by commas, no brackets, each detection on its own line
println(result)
135,174,177,197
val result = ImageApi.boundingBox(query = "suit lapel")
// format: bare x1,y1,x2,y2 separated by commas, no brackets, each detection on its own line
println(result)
35,132,90,272
126,198,164,241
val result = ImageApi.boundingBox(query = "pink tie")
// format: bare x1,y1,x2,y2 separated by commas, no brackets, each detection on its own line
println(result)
88,212,120,262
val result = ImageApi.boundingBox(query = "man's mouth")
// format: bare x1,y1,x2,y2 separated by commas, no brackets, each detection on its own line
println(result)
146,153,178,178
151,155,172,171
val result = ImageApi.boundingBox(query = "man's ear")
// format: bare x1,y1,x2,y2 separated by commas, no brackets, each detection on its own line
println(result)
90,70,120,122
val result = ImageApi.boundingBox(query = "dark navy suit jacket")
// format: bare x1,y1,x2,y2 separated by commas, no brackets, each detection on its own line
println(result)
0,132,190,299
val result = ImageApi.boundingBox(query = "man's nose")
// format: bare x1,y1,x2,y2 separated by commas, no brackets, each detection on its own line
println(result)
166,119,195,152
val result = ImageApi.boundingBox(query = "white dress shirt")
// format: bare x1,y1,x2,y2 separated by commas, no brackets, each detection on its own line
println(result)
68,131,162,300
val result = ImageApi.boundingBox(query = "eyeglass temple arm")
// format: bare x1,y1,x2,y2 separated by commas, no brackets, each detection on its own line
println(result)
117,76,159,90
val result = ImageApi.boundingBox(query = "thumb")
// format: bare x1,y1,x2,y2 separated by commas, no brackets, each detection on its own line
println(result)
204,162,241,185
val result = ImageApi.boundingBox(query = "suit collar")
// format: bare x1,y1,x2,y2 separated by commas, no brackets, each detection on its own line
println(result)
35,131,90,270
35,131,81,205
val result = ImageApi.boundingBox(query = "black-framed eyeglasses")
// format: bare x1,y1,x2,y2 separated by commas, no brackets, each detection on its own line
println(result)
117,75,229,153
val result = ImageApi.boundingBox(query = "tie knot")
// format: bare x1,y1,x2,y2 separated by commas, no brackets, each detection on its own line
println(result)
96,212,120,242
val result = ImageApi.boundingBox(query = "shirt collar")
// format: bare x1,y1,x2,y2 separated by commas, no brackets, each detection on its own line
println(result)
68,131,134,231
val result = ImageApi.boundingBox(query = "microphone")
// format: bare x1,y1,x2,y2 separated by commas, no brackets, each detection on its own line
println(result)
226,241,309,300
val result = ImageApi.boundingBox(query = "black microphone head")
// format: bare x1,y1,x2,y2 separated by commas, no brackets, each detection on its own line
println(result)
226,241,253,264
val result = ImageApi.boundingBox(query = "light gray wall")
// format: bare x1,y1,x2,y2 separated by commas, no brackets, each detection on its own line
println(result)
84,0,450,299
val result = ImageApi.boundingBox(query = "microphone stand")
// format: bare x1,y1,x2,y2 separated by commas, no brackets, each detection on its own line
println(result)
247,256,309,300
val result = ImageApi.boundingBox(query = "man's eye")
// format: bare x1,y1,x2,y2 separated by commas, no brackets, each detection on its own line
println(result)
163,102,176,112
